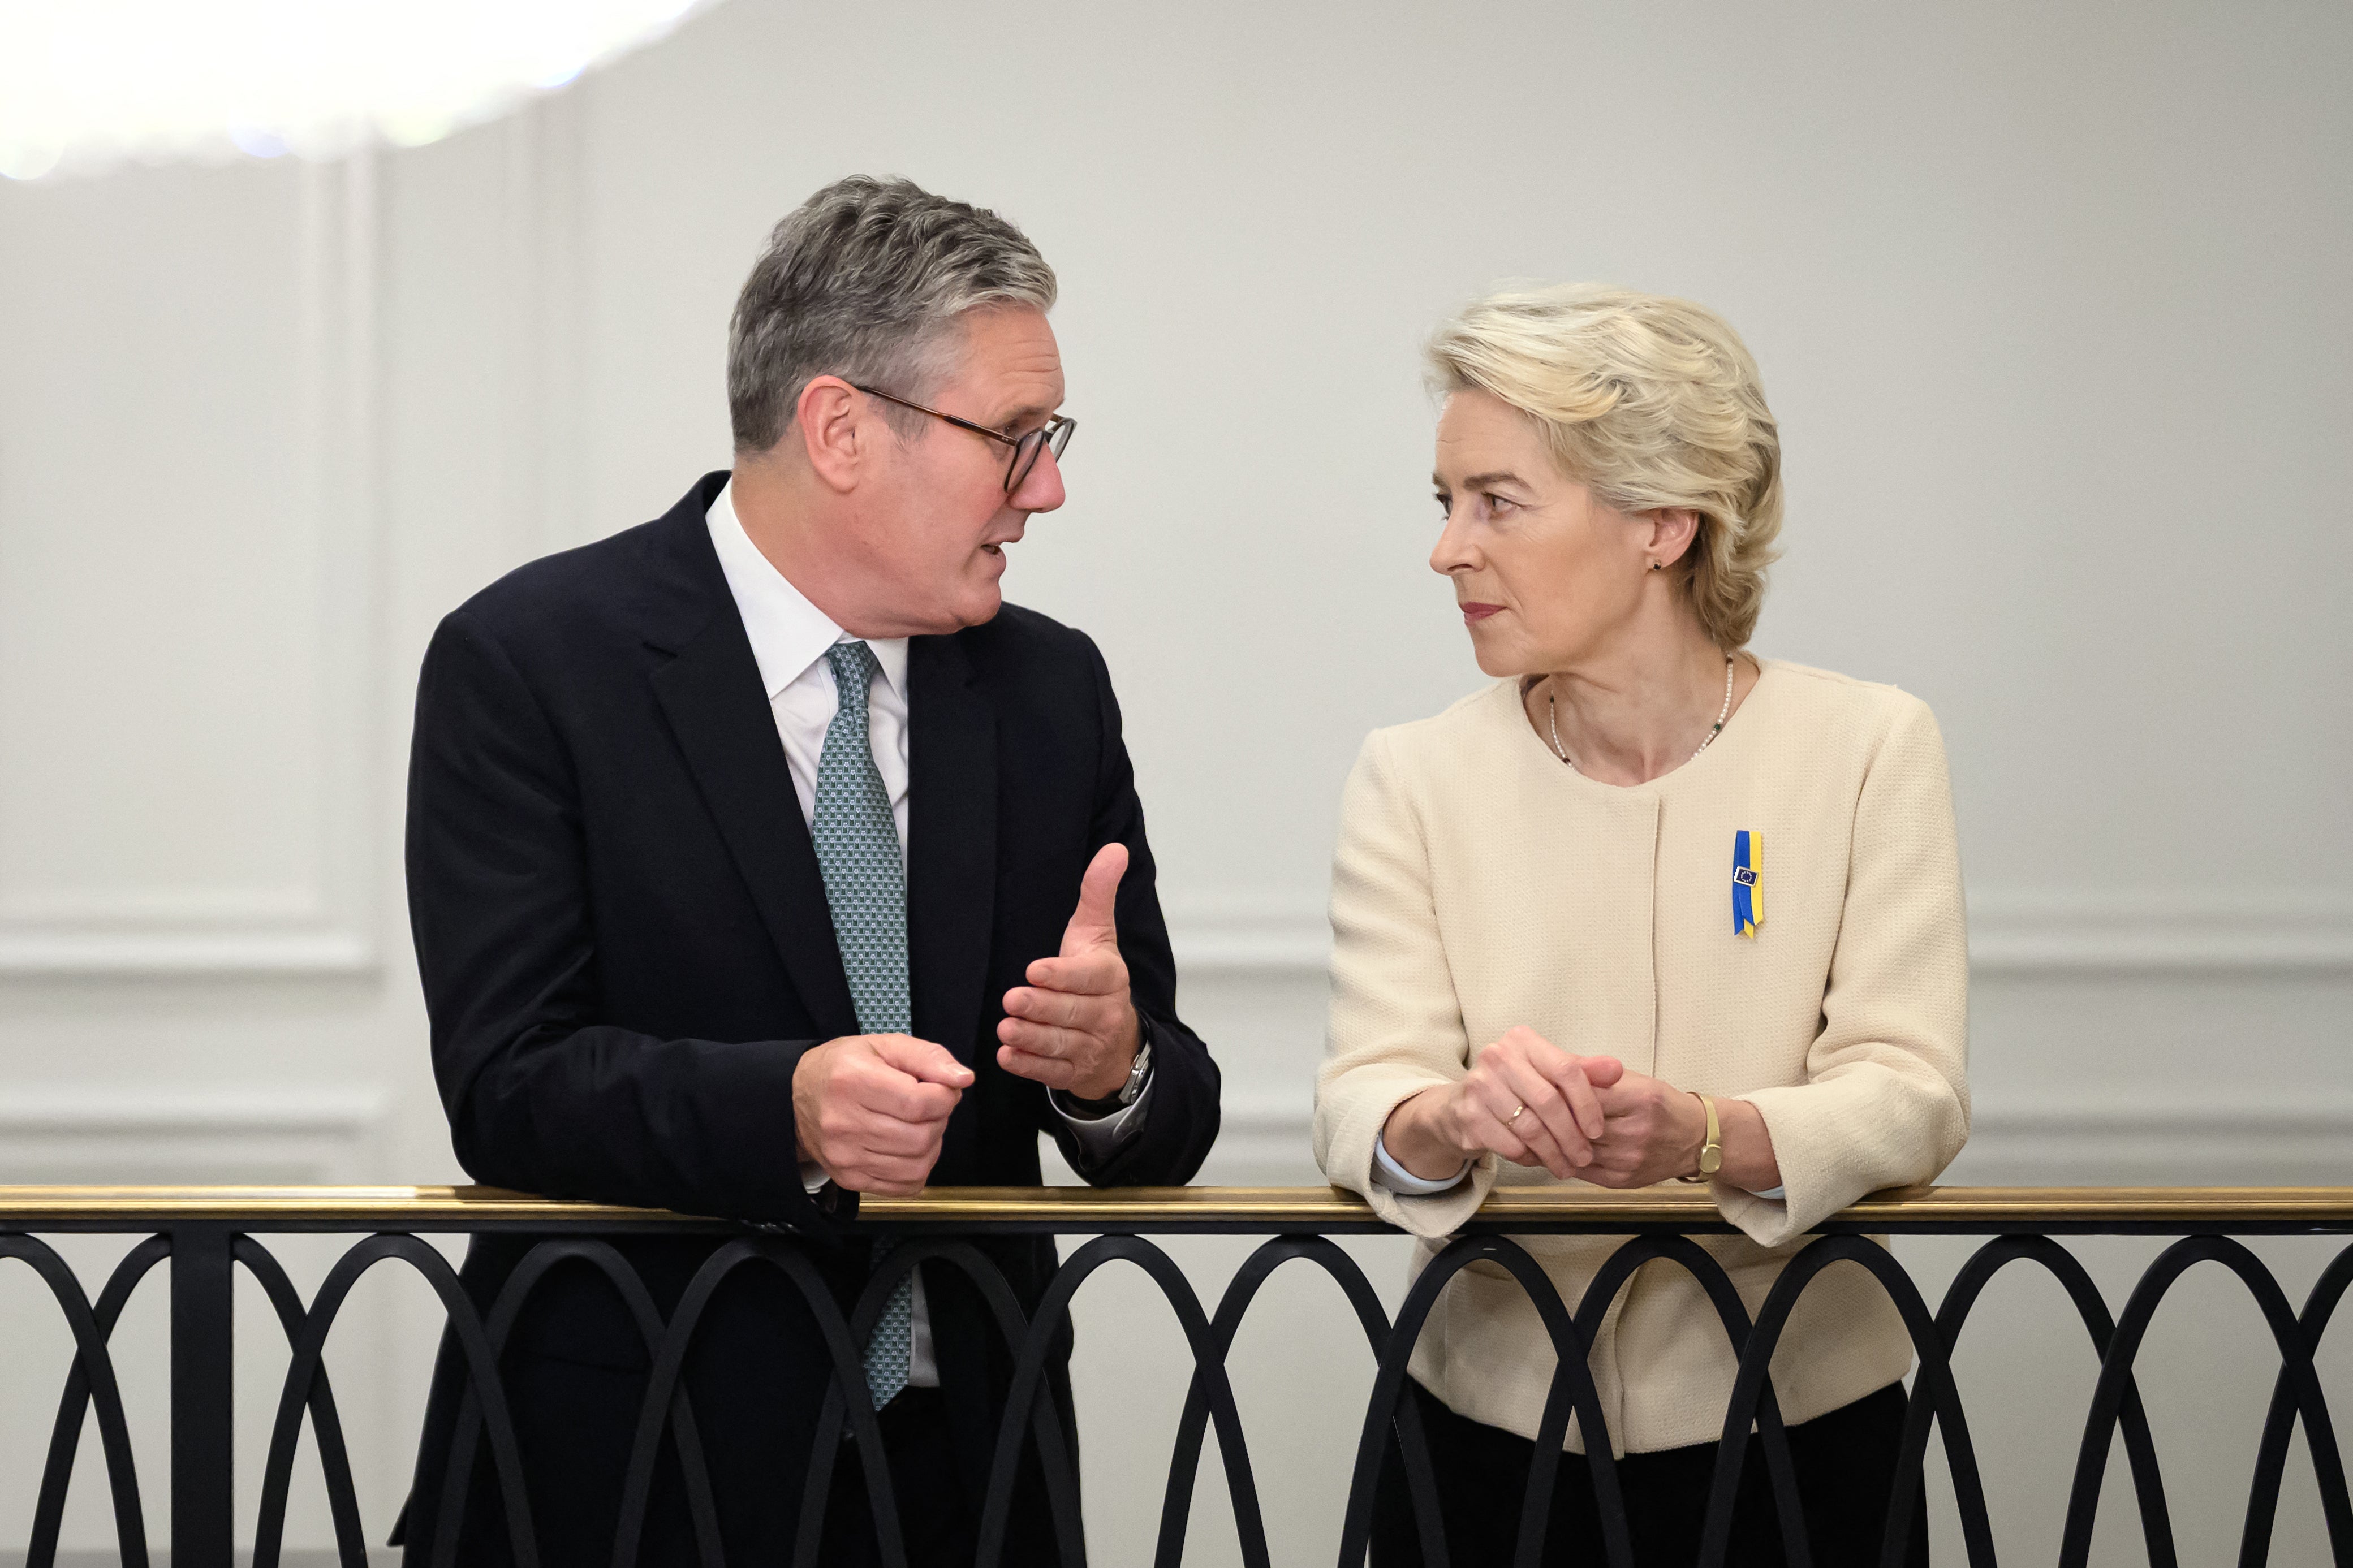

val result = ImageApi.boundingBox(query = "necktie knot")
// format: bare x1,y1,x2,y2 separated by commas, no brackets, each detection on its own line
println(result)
825,640,880,717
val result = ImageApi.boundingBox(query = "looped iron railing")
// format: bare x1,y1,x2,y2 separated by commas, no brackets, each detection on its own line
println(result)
7,1231,152,1568
1,1183,2348,1568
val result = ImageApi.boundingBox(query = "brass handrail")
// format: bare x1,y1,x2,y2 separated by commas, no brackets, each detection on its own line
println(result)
2,1183,2351,1229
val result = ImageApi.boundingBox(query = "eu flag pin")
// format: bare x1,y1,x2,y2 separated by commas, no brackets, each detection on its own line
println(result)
1733,830,1763,939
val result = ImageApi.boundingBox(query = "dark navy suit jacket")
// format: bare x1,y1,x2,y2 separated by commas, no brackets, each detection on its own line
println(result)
397,470,1219,1563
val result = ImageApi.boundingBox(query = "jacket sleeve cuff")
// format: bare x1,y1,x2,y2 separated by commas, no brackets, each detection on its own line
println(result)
1316,1068,1496,1238
1372,1129,1470,1195
1727,1072,1967,1245
1049,1061,1152,1165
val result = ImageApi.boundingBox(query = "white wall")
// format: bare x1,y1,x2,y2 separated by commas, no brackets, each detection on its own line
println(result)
1,2,2347,1561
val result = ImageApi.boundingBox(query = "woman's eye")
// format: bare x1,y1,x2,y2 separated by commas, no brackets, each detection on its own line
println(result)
1485,492,1516,515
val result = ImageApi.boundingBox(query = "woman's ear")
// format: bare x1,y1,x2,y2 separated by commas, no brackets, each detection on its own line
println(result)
1645,507,1703,568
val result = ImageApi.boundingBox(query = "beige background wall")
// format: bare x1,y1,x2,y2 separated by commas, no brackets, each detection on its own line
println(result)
1,2,2347,1561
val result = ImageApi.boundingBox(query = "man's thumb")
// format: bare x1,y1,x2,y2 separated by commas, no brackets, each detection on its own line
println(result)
873,1035,974,1088
1063,843,1128,952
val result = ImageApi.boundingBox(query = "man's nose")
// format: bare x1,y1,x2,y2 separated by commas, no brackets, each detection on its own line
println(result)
1012,445,1066,513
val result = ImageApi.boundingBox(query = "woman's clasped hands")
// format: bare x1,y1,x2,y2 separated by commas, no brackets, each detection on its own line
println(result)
1383,1025,1713,1188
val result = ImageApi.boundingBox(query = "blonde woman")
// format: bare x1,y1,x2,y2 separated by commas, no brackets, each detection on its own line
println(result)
1313,285,1967,1566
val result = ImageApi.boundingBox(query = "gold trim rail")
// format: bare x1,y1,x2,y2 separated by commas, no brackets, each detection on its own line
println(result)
2,1183,2351,1233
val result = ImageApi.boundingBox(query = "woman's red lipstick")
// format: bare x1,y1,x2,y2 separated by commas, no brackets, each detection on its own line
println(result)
1460,602,1504,624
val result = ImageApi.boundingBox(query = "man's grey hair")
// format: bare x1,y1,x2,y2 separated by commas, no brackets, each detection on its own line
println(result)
727,175,1058,455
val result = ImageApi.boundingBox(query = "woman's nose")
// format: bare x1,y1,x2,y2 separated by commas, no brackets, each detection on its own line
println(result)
1429,506,1477,575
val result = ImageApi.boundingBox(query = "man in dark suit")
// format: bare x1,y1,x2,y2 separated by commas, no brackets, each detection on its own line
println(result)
398,175,1219,1565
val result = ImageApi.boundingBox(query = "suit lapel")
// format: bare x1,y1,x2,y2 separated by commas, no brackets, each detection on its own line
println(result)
650,614,860,1042
906,634,997,1065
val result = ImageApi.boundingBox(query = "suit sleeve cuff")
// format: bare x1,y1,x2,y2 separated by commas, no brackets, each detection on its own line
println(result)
1050,1062,1151,1163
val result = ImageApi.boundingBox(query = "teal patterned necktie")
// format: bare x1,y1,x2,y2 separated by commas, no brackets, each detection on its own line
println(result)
812,640,913,1410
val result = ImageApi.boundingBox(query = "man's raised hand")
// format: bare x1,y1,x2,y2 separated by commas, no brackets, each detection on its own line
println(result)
998,843,1140,1101
792,1033,973,1195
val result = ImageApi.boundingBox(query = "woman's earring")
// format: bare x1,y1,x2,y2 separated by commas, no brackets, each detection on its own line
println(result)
1650,560,1664,571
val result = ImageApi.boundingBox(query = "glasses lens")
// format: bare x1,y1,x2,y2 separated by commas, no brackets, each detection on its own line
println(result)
1003,418,1073,493
1006,429,1046,493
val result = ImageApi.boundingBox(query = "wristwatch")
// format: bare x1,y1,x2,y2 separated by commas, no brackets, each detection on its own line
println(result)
1113,1023,1154,1107
1675,1093,1723,1184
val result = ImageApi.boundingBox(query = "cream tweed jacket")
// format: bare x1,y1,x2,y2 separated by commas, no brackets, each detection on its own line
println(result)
1312,660,1969,1456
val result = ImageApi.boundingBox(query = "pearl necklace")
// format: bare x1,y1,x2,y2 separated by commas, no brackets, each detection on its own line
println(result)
1547,654,1735,775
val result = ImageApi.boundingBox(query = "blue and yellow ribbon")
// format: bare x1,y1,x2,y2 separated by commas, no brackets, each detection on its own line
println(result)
1733,830,1763,939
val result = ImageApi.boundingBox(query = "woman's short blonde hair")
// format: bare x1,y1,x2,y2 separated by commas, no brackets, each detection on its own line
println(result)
1428,283,1783,650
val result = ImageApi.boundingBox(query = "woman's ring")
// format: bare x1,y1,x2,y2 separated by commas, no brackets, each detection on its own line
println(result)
1507,1103,1527,1124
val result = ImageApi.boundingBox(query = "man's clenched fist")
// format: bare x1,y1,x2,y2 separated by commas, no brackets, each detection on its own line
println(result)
792,1033,974,1195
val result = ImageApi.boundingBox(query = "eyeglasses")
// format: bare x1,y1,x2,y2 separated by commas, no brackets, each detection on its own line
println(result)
848,383,1075,493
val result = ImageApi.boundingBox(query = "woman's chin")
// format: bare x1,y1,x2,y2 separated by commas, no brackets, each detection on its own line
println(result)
1465,636,1528,680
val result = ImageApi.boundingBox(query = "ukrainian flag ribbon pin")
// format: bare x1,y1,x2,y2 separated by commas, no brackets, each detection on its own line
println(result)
1733,830,1762,939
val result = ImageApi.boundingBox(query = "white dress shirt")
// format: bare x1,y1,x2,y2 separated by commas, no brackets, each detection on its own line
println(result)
705,480,1150,1385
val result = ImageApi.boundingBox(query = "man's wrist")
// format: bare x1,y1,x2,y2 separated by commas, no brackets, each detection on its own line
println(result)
790,1044,826,1172
1065,1013,1151,1109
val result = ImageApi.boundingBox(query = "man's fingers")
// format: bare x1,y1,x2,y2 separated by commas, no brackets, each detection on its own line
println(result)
1060,843,1128,957
1003,983,1124,1035
854,1075,960,1125
997,1017,1094,1061
869,1034,975,1089
1020,951,1126,997
836,1154,940,1195
997,1043,1078,1090
842,1114,946,1157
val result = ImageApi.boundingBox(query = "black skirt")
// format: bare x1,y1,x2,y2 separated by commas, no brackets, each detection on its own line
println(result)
1372,1377,1930,1568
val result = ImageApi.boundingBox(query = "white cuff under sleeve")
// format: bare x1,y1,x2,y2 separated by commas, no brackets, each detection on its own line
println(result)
1371,1129,1471,1195
1050,1062,1153,1165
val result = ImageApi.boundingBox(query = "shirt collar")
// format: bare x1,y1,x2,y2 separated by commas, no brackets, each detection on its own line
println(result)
706,477,910,701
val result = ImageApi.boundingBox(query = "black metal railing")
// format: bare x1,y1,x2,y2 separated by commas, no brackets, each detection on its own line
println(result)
3,1183,2350,1568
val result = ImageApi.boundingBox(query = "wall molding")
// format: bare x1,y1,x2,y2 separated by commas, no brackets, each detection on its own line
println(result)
1166,889,2353,979
0,1087,387,1184
0,155,382,978
1963,890,2353,974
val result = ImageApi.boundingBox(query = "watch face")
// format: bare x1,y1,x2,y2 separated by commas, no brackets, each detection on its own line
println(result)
1118,1040,1152,1104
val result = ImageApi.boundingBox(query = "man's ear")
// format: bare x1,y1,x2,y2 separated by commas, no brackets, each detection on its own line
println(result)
795,375,864,494
1645,507,1703,567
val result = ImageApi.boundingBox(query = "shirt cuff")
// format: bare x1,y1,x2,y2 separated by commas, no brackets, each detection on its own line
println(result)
1371,1128,1470,1195
1050,1062,1152,1164
1744,1185,1786,1201
801,1161,828,1194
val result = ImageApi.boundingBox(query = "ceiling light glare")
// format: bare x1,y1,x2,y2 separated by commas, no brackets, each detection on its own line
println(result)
0,0,718,181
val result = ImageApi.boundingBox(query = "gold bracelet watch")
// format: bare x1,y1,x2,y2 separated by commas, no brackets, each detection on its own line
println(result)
1675,1093,1722,1183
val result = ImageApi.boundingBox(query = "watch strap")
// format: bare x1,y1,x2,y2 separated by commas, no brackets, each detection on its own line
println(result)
1676,1092,1724,1183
